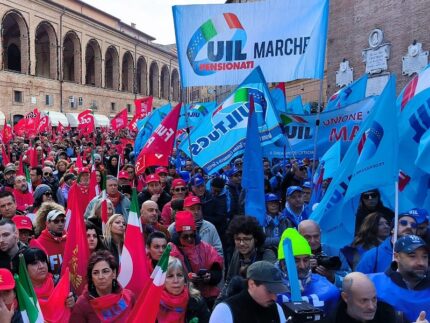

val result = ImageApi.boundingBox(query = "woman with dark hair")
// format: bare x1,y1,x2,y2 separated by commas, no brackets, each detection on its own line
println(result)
106,155,119,177
354,189,393,235
224,215,276,281
23,248,74,321
342,212,392,270
86,221,104,254
70,250,135,322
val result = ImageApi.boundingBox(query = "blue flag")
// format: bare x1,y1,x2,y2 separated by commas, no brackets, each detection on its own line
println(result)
321,140,341,180
287,96,304,114
311,75,396,250
270,87,287,114
242,96,265,225
397,88,430,212
177,101,217,130
179,67,284,174
134,103,172,155
326,74,368,111
344,76,398,201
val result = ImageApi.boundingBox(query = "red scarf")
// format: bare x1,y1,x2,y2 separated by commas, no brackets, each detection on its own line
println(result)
108,192,121,207
89,289,133,323
157,288,189,323
33,273,54,300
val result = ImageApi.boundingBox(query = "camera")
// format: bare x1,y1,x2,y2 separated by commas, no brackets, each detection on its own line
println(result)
314,256,341,271
284,301,324,322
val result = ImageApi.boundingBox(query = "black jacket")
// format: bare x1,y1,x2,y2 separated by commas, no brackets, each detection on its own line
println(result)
137,189,171,212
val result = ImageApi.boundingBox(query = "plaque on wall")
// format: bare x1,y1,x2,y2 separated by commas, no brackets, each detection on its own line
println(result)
365,74,390,97
402,42,428,76
362,29,391,75
336,60,353,87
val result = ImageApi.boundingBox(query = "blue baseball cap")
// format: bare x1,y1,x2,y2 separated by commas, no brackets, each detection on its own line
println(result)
265,193,280,203
286,186,303,197
408,208,429,224
394,235,428,253
227,168,241,177
302,181,312,189
190,175,205,187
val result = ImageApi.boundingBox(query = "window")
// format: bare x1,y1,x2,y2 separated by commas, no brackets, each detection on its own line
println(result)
91,100,98,110
127,104,132,113
78,97,83,106
111,102,116,112
14,91,23,103
69,96,76,109
45,95,53,106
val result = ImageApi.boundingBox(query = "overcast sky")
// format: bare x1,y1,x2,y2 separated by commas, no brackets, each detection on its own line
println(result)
82,0,225,45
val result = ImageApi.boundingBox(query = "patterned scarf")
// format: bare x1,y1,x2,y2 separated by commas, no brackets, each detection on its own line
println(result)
89,289,133,323
158,288,189,323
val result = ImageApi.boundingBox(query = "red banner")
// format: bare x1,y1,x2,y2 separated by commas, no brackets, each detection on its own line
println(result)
111,108,128,131
2,121,13,144
37,115,51,134
134,97,153,119
135,103,181,175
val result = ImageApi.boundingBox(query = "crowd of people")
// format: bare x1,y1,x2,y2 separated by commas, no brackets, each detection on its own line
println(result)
0,128,429,323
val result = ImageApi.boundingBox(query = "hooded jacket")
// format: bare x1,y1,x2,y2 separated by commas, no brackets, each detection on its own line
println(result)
32,229,66,275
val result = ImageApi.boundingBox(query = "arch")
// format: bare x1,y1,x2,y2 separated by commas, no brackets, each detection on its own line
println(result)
35,21,58,79
160,65,170,100
149,61,159,98
2,10,30,73
136,56,147,95
122,51,134,92
85,38,102,87
63,31,81,83
171,69,180,102
105,46,119,90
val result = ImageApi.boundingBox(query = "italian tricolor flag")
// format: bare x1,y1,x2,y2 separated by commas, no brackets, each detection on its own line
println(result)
128,244,171,322
25,166,32,194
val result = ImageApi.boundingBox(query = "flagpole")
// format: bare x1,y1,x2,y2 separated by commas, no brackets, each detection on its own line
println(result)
392,180,399,259
311,78,325,179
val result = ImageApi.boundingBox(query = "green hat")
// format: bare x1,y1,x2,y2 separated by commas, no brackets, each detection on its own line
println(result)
278,228,312,260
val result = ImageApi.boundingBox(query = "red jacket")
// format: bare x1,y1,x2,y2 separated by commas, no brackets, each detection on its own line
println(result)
31,229,66,275
170,241,223,298
13,189,33,212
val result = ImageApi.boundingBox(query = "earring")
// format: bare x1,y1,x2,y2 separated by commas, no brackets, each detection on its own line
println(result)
112,278,118,290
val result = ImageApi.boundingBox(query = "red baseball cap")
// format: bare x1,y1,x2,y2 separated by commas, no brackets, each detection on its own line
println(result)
172,178,187,189
175,211,196,232
0,268,15,291
12,216,33,231
184,195,201,208
155,167,168,175
118,170,129,179
78,167,90,174
146,174,160,184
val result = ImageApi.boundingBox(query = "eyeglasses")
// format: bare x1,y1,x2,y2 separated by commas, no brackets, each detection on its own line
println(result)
180,233,196,240
234,236,254,244
174,187,187,192
43,173,53,177
362,192,378,199
399,220,417,228
51,218,66,224
235,162,243,166
43,191,52,197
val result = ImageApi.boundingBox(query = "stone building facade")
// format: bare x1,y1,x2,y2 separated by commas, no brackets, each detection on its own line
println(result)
0,0,182,123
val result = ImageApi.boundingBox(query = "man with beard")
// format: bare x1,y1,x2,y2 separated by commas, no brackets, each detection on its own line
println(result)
369,235,430,323
277,228,339,316
1,165,16,191
0,191,23,220
12,175,33,213
137,174,171,211
357,212,417,273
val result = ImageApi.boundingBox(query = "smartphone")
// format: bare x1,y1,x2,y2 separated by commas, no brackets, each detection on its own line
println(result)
197,269,208,277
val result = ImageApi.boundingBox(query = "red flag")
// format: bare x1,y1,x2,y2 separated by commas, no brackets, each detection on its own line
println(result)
14,118,27,137
37,115,51,134
27,147,39,168
1,145,9,165
61,183,90,295
110,108,128,131
25,109,41,137
75,155,83,169
2,120,13,144
101,198,108,229
134,97,153,118
57,122,64,135
127,114,139,132
77,109,95,136
17,154,24,176
135,103,181,176
88,169,100,201
39,267,71,322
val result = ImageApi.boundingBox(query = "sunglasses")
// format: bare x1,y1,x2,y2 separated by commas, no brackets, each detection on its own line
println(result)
43,191,52,196
43,172,53,177
235,162,243,166
180,233,196,240
233,173,242,177
399,220,417,228
363,192,378,199
174,187,187,192
51,218,65,224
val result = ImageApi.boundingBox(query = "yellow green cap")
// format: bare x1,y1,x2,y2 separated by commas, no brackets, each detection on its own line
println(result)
277,228,312,260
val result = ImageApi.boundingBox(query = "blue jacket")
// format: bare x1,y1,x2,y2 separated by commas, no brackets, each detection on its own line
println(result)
356,237,392,274
281,204,310,228
369,271,430,322
277,273,339,316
